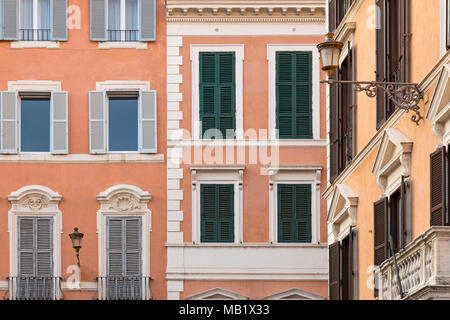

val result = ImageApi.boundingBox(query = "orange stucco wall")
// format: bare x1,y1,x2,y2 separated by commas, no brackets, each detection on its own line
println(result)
0,0,167,299
330,0,444,300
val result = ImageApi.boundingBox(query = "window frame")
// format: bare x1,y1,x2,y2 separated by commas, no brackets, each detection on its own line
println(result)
267,45,320,142
19,0,52,41
190,45,244,141
106,0,140,42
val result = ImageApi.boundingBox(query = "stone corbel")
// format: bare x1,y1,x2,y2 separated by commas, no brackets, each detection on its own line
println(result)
432,122,445,147
192,170,197,191
268,169,275,191
332,224,339,238
376,175,387,192
348,197,359,226
238,169,244,190
399,142,413,177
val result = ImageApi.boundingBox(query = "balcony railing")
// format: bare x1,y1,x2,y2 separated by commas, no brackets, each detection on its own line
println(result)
20,29,51,41
107,30,139,42
3,276,63,300
377,227,450,300
95,276,152,300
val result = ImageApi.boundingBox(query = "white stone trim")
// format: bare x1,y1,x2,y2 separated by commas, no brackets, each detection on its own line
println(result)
168,139,327,147
266,165,322,244
190,166,245,244
327,184,358,243
96,185,152,291
7,185,63,299
190,44,245,140
0,153,164,163
427,63,450,146
187,288,249,300
264,288,325,300
267,44,320,140
441,0,448,57
8,80,62,92
95,80,150,91
98,42,148,49
10,41,60,49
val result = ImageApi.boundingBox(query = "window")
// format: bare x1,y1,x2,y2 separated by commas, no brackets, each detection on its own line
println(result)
276,51,312,139
430,146,449,226
328,227,356,300
105,217,143,300
277,184,312,243
373,178,408,267
20,0,50,40
328,0,355,32
199,52,236,139
376,0,410,129
89,90,157,154
90,0,156,42
0,91,68,154
200,184,234,243
329,47,356,182
17,217,54,299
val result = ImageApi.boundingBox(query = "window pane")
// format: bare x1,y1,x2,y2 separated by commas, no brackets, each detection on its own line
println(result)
21,0,33,40
125,0,138,41
108,0,121,40
108,98,138,152
38,0,51,40
20,98,51,152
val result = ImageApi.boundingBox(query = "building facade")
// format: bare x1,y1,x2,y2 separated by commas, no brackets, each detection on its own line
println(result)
165,0,329,300
325,0,450,300
0,0,167,300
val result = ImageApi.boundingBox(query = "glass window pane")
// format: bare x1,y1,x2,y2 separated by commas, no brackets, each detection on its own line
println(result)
108,98,138,152
21,0,34,40
108,0,121,41
38,0,51,40
125,0,138,41
20,98,51,152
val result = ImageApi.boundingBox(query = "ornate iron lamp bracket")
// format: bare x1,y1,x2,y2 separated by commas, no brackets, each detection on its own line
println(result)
321,79,424,125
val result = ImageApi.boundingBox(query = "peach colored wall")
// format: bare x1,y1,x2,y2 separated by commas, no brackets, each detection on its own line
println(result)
181,280,328,300
332,0,443,300
0,0,167,299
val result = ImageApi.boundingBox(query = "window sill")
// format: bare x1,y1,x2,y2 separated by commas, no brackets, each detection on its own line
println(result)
98,41,148,50
10,41,59,49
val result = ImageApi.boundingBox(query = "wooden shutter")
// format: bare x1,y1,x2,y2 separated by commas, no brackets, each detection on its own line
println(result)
348,226,356,300
0,91,18,154
276,52,312,139
51,91,68,154
52,0,67,41
140,90,157,153
90,0,107,41
329,241,340,300
199,52,236,138
399,0,410,83
18,218,35,277
447,0,450,49
201,184,234,243
89,91,106,154
374,197,388,265
140,0,156,41
329,71,339,182
125,218,142,276
376,0,387,130
328,0,337,32
400,176,407,247
430,147,446,226
107,218,124,276
3,0,18,40
348,46,357,161
278,184,311,243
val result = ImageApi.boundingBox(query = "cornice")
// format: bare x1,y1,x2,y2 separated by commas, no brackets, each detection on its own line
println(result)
166,0,326,23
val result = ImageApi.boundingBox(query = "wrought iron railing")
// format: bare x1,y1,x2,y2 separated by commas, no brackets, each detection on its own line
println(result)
95,276,152,300
107,30,139,42
3,276,63,300
20,29,51,41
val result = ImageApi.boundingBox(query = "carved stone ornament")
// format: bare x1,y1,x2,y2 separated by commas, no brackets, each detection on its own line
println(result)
109,194,140,211
21,195,49,211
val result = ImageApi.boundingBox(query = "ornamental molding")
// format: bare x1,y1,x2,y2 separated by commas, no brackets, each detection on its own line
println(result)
166,0,326,22
108,194,141,212
97,184,152,211
21,195,49,211
327,184,358,239
187,287,249,300
264,288,325,300
8,185,62,211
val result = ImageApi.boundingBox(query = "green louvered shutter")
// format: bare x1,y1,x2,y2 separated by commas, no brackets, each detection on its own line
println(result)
201,184,234,243
278,184,312,243
276,52,312,139
199,52,235,139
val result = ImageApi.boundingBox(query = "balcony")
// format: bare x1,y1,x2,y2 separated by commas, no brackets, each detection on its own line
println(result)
95,276,153,300
3,276,63,300
20,29,51,41
107,30,139,42
377,227,450,300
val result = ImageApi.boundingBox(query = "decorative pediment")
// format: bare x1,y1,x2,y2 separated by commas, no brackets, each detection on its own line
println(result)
166,0,326,23
8,185,62,212
427,63,450,146
264,288,325,300
187,288,249,300
372,128,413,193
327,184,358,238
97,185,152,212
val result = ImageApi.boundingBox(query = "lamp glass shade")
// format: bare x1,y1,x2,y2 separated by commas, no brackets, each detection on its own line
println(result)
69,227,84,249
317,33,343,77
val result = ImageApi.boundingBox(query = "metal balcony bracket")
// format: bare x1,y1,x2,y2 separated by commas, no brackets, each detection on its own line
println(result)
321,79,424,126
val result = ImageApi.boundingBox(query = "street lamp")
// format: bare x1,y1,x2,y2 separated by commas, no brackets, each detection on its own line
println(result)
316,33,424,125
69,227,84,267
